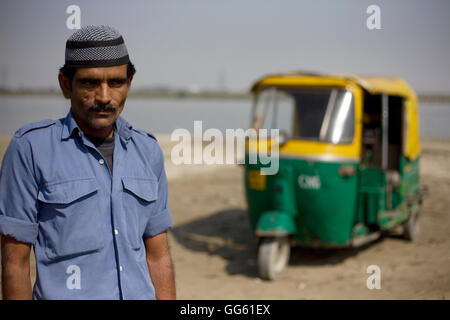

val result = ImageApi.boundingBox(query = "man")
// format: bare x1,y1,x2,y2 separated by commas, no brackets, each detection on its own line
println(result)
0,25,176,300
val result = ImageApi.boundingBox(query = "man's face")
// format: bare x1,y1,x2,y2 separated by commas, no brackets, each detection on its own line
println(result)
59,65,132,136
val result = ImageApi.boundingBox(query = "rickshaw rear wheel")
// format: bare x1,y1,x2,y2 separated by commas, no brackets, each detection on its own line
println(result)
403,211,420,241
257,237,290,280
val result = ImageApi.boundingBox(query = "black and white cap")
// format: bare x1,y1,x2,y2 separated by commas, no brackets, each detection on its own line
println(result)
64,25,130,67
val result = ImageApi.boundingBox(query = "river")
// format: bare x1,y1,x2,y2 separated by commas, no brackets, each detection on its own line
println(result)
0,96,449,138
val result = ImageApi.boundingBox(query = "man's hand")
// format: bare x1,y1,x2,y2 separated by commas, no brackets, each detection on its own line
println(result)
144,231,176,300
1,235,32,300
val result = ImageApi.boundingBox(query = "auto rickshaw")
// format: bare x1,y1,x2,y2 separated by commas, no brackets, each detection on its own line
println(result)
244,71,424,280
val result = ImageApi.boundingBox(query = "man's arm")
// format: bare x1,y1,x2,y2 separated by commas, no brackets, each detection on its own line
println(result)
144,231,176,300
1,235,32,300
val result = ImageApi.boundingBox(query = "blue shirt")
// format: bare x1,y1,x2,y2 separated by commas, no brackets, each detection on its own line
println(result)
0,111,172,300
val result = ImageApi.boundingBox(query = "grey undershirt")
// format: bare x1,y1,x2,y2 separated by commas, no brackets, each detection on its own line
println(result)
85,134,115,173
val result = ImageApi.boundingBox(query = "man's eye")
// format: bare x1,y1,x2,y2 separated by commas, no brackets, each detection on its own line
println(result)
81,80,98,86
109,79,126,87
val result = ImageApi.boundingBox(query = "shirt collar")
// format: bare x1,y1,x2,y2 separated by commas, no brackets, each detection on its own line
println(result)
61,110,132,141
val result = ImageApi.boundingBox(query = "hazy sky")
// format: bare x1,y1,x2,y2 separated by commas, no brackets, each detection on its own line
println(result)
0,0,449,93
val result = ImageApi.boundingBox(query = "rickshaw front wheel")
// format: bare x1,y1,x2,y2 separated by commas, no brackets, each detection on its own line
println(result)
403,211,420,241
257,237,290,280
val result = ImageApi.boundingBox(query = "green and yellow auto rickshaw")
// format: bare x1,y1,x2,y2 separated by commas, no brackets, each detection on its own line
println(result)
244,71,424,280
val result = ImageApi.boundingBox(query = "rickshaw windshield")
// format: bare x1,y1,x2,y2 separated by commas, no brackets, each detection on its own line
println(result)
252,87,355,144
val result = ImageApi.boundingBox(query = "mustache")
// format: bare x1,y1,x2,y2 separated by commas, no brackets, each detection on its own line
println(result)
88,103,117,112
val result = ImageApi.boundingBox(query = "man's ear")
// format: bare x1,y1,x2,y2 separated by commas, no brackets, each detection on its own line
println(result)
58,72,72,99
125,75,133,96
127,75,133,88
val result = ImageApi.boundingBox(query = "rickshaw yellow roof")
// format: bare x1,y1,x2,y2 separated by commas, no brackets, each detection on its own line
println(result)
250,71,417,99
250,71,421,160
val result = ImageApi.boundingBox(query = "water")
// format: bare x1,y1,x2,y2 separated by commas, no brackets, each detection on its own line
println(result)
419,102,450,138
0,96,449,138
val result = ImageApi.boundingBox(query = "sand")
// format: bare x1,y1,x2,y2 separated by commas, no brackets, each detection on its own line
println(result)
0,135,449,299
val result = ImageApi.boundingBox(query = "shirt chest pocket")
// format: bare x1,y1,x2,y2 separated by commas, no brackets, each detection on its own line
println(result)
121,177,158,250
38,178,105,261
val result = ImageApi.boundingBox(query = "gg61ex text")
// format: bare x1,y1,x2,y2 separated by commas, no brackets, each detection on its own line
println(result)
179,304,271,317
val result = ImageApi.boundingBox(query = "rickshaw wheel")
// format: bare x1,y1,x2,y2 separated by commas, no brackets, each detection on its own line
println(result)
257,237,290,280
403,211,420,241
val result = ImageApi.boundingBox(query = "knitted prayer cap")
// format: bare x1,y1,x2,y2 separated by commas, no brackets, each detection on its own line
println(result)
64,25,130,68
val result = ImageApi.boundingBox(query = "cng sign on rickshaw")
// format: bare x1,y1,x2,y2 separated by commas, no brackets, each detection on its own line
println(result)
298,175,321,190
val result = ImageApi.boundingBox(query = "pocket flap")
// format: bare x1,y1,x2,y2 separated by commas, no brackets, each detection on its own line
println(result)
122,177,158,202
38,178,99,204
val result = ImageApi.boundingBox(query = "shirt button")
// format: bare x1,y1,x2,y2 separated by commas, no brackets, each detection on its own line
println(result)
119,266,123,272
114,229,119,235
99,159,105,165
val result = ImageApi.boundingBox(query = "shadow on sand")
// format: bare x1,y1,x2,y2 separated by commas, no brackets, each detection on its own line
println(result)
171,208,385,279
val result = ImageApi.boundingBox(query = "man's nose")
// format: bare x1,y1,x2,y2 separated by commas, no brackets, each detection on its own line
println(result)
96,82,112,105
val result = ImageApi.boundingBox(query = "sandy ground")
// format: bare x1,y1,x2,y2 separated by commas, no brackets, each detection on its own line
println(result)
0,135,449,299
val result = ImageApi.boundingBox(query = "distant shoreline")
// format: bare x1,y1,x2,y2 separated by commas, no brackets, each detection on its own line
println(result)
1,89,450,103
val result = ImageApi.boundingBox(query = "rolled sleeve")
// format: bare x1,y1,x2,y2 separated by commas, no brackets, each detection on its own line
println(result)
0,137,40,244
143,146,173,238
143,207,172,238
0,215,39,244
